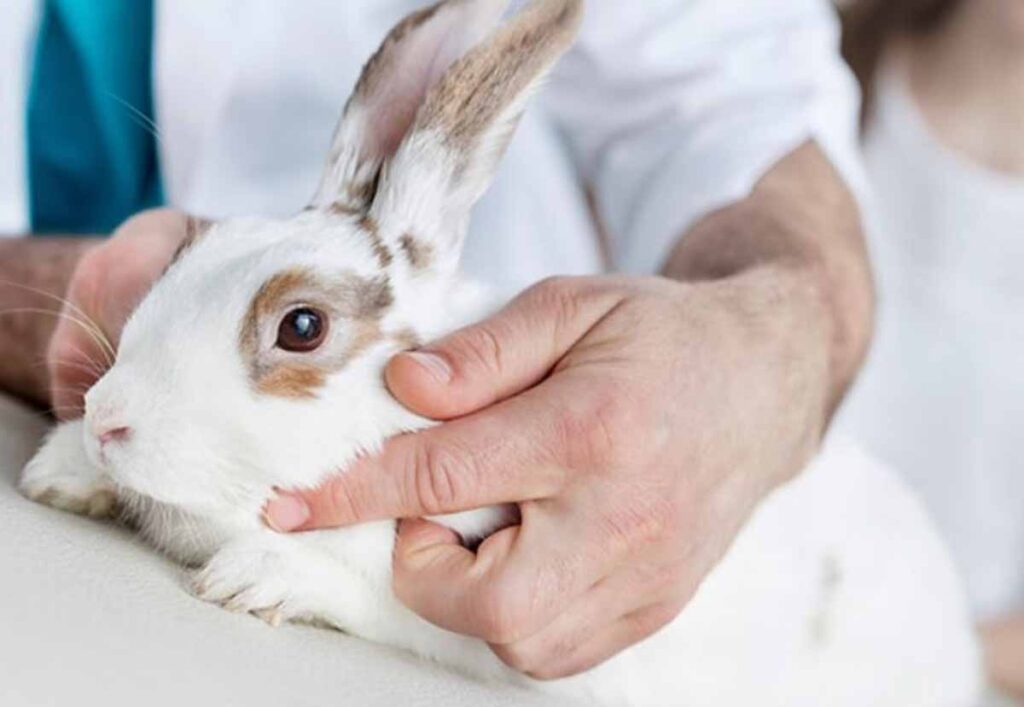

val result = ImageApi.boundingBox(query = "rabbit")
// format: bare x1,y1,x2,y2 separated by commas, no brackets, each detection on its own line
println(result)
19,0,982,704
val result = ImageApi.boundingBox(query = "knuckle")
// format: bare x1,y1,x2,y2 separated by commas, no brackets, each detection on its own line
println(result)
449,324,505,378
534,275,577,299
473,584,529,644
558,383,638,471
524,662,569,682
494,643,542,675
587,393,629,467
408,442,472,515
631,601,685,640
640,561,690,599
325,477,362,522
531,276,585,331
601,493,677,552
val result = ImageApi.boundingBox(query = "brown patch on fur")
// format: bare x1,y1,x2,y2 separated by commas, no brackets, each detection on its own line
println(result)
256,365,327,399
413,0,583,158
252,270,313,319
347,173,381,212
347,320,385,362
239,268,395,399
390,328,423,352
399,233,434,270
359,215,394,269
326,201,363,218
349,275,395,317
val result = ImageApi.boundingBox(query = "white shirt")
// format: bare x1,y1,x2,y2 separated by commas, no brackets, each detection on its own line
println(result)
838,68,1024,621
2,0,861,294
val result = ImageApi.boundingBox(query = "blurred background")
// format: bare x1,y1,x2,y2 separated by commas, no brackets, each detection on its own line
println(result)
833,0,1024,700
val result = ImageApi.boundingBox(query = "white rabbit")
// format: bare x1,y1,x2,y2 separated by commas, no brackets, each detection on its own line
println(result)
20,0,982,704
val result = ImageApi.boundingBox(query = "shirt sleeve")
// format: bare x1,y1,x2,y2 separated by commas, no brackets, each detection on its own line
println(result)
543,0,865,274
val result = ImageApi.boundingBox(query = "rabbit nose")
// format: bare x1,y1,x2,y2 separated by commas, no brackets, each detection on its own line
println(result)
96,425,132,447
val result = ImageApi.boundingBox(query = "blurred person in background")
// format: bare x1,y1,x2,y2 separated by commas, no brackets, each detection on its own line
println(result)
840,0,1024,696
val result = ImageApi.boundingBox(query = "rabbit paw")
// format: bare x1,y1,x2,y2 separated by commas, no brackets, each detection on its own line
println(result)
193,538,315,628
19,420,116,519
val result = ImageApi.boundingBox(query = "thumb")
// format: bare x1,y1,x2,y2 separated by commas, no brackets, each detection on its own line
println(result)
386,277,623,420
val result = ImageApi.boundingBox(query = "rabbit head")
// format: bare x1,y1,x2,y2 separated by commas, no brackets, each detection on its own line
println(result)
80,0,583,517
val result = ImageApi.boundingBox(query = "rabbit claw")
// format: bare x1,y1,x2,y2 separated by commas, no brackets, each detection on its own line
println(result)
193,539,305,628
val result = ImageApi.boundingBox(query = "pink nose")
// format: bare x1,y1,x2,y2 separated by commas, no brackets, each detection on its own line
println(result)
97,426,132,447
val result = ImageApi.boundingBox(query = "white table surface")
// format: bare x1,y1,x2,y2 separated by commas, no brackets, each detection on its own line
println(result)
1,393,1020,707
0,394,559,707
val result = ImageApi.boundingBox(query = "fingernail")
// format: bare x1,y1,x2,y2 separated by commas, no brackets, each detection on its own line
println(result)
263,493,311,532
406,351,452,385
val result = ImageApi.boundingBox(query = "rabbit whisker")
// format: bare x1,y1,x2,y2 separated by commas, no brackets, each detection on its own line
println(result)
0,279,117,364
0,307,116,367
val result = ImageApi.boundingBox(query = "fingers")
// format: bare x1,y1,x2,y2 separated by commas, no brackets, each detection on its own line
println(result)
490,570,688,680
385,277,624,420
265,374,605,530
393,518,682,679
507,602,682,681
392,508,626,645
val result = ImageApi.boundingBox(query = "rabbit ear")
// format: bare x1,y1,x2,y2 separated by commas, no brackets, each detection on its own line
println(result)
371,0,584,271
311,0,510,213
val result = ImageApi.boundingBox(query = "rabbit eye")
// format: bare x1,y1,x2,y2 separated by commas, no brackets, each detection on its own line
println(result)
277,307,328,353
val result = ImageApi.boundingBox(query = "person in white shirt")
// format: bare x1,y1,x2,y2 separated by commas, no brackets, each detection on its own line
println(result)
0,0,873,678
840,0,1024,696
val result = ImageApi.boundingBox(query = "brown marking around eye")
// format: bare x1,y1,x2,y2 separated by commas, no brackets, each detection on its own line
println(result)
239,268,395,399
399,233,434,271
255,365,327,399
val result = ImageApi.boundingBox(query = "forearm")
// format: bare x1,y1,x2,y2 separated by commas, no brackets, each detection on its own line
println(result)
0,238,97,407
983,615,1024,697
662,141,875,419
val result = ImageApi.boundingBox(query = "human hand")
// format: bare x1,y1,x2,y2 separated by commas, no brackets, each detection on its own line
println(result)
48,208,191,419
265,272,832,679
982,614,1024,698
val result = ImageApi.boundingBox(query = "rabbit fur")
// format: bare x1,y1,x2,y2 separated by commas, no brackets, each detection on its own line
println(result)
20,0,982,704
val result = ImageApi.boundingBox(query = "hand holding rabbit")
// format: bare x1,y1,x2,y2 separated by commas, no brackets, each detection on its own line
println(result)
267,269,833,679
47,208,192,418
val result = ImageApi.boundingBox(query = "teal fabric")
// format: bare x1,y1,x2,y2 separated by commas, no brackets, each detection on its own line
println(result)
27,0,163,234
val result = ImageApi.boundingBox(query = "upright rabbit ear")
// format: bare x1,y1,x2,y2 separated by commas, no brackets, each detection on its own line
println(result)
371,0,584,272
312,0,510,214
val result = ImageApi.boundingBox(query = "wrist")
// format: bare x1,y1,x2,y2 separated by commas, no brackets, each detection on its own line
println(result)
688,265,835,447
663,143,874,421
